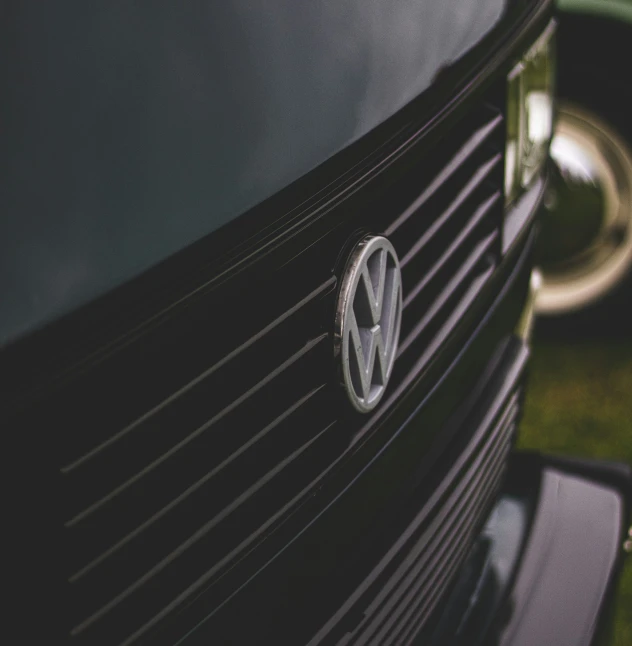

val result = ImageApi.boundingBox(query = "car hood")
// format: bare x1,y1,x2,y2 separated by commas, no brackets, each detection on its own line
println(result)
1,0,507,346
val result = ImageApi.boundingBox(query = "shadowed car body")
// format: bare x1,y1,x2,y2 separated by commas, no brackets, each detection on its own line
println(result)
1,1,629,645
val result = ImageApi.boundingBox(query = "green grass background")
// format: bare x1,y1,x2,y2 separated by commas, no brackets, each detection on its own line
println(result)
519,338,632,645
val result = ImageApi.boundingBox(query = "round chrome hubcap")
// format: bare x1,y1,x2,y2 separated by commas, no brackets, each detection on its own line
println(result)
536,102,632,315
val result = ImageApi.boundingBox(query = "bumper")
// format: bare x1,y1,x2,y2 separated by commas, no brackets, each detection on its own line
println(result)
426,453,631,646
498,457,629,646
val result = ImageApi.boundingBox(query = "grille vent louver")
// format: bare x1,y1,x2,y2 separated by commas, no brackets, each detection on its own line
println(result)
44,98,506,645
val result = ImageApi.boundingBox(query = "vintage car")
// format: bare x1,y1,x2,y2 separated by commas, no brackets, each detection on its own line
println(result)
536,0,632,327
2,1,630,645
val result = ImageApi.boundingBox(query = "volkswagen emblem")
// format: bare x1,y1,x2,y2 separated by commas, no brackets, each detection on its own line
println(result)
335,236,402,413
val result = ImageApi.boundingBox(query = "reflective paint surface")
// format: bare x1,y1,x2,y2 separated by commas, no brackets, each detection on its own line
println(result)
2,0,507,345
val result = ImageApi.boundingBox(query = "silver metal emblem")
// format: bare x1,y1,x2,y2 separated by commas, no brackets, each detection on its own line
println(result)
335,236,402,413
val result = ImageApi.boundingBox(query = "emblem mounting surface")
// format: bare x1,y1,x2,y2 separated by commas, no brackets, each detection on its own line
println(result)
335,236,402,413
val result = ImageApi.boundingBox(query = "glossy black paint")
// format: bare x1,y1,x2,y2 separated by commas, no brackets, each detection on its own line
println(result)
1,2,560,645
2,0,549,353
49,97,514,645
1,0,512,345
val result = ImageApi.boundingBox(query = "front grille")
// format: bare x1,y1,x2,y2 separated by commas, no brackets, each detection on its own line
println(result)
307,370,525,646
28,91,506,646
388,111,503,380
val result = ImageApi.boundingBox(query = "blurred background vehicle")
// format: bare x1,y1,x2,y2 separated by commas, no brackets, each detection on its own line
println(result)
535,0,632,335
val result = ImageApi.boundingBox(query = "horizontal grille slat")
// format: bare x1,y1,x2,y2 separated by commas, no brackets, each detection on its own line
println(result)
72,420,341,646
391,469,507,646
65,333,329,528
62,277,336,474
354,450,507,646
69,384,328,583
392,419,515,646
307,380,522,646
118,422,344,646
377,414,516,646
352,399,517,646
385,113,503,237
398,153,501,268
403,191,500,310
53,267,337,473
398,232,497,358
380,103,504,396
71,420,333,636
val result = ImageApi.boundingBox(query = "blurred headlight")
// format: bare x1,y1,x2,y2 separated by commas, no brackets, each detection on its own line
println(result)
505,21,556,205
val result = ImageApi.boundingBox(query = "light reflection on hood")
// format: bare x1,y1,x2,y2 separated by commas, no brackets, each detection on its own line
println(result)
1,0,507,345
